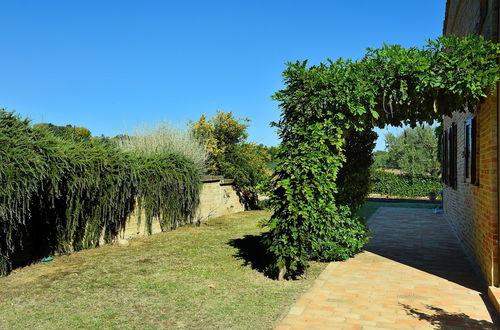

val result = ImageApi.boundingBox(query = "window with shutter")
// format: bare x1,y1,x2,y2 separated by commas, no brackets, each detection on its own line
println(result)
442,130,448,185
464,116,478,185
442,123,457,189
451,123,457,189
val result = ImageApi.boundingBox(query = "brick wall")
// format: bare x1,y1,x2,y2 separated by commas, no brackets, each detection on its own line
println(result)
443,0,499,286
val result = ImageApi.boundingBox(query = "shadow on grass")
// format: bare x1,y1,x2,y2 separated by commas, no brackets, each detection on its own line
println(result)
401,303,498,329
228,234,276,279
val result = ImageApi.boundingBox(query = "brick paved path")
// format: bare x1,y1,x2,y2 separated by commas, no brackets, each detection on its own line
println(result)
278,207,499,329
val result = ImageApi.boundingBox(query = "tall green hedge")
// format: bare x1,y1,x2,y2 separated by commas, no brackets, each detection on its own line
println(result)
371,169,441,198
0,109,201,275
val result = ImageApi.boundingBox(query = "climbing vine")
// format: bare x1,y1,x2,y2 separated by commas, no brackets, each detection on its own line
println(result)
265,35,500,279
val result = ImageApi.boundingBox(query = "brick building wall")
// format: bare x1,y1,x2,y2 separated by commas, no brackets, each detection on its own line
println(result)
443,0,499,286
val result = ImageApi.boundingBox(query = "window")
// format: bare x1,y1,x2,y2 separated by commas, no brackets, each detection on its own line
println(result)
464,116,478,184
441,130,448,185
441,123,457,189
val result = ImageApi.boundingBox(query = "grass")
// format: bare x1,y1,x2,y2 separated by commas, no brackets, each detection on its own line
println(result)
0,211,325,329
117,121,208,172
357,200,442,220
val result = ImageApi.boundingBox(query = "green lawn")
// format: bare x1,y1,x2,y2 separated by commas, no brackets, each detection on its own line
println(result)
0,211,325,329
357,200,442,220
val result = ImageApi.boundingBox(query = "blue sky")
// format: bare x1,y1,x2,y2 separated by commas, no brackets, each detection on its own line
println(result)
0,1,446,149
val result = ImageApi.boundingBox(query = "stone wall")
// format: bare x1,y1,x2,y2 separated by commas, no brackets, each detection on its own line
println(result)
443,0,499,286
120,176,245,240
11,176,245,268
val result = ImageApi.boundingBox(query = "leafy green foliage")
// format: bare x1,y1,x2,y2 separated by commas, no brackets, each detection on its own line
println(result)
267,35,500,278
189,111,249,173
33,122,91,139
335,129,377,213
385,126,440,176
372,150,390,169
190,111,271,209
371,169,441,198
0,110,201,275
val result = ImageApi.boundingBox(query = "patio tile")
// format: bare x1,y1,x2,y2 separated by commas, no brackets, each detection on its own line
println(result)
278,207,499,329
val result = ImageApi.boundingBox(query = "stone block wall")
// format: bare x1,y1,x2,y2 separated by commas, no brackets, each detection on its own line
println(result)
120,176,245,240
11,176,245,269
443,0,499,286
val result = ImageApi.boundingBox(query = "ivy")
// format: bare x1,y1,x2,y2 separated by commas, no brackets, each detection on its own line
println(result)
266,35,500,279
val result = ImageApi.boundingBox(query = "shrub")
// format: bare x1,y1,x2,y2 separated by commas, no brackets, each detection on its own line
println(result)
0,109,201,275
189,111,249,173
370,169,441,198
190,111,271,209
335,129,377,213
117,121,208,173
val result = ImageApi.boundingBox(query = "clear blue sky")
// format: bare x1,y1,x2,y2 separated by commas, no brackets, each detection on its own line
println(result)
0,1,446,150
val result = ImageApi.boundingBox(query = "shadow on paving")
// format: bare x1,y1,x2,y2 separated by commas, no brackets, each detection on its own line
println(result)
401,303,496,329
364,207,500,325
227,234,275,278
365,207,483,291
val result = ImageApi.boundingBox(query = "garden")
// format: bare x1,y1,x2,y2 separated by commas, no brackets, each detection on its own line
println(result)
1,34,500,327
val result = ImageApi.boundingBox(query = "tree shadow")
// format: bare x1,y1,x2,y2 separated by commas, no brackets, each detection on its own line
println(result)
227,234,275,279
400,303,498,329
364,208,485,291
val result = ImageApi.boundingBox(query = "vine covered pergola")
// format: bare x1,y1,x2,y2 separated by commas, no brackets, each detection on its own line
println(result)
265,35,500,279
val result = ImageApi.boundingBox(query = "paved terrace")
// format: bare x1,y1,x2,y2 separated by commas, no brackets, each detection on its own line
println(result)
278,207,499,329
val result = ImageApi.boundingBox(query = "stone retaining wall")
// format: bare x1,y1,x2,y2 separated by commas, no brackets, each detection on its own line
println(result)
11,176,244,268
119,176,245,240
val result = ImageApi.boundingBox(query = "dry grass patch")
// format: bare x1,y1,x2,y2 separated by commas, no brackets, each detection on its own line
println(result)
0,211,325,329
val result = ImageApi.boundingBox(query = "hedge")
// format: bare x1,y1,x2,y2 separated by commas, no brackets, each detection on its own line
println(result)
370,169,442,198
0,109,201,275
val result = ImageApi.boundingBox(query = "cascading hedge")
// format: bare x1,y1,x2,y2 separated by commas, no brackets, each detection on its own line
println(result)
0,109,201,275
266,35,500,279
134,153,201,233
371,169,441,198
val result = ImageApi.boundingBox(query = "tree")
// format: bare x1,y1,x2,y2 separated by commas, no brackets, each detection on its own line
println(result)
189,111,270,209
385,126,440,177
33,123,91,139
372,150,389,169
189,111,249,173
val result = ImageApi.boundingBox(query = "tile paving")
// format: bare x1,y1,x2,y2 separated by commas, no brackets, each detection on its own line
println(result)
278,207,499,329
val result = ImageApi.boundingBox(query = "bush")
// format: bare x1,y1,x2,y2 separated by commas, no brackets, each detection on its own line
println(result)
190,111,272,209
0,109,201,275
335,129,377,212
370,169,441,198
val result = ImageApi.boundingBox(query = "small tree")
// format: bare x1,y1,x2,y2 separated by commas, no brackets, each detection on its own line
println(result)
189,111,249,173
189,111,271,209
